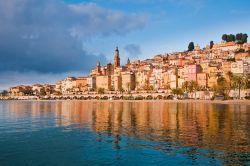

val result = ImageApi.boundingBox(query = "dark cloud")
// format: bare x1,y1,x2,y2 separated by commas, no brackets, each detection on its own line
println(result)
124,44,142,58
0,0,148,74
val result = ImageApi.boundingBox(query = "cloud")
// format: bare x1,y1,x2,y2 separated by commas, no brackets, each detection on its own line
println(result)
69,3,148,37
124,44,141,58
0,0,148,74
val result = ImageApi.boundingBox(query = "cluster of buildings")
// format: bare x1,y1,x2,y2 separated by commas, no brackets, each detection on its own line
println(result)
8,41,250,97
9,84,55,96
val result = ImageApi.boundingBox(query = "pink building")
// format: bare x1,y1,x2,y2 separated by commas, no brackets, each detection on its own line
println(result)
186,64,202,82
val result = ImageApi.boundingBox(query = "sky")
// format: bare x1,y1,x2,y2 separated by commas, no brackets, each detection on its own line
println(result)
0,0,250,90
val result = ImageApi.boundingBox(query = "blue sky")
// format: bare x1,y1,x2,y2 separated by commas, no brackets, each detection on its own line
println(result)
66,0,250,61
0,0,250,90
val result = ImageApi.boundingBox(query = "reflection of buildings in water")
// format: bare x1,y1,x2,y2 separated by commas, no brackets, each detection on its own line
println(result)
112,102,123,135
92,102,110,133
4,101,95,128
91,102,250,156
132,102,150,135
54,101,93,128
2,101,58,129
1,101,249,164
121,102,132,132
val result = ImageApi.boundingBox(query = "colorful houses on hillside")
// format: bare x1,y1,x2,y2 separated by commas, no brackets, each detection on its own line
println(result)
7,41,250,99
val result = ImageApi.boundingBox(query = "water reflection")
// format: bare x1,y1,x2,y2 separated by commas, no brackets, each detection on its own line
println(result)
0,101,249,165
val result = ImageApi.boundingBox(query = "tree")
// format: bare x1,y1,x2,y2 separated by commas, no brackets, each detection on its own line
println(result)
210,41,214,49
23,89,33,96
236,33,248,44
216,76,230,98
172,88,183,98
0,90,8,96
182,81,189,92
148,85,154,91
236,33,242,41
193,81,199,99
217,76,226,86
228,34,235,42
248,74,250,89
119,87,124,94
188,81,198,99
40,88,46,96
223,33,248,44
188,42,195,51
143,80,151,91
227,71,234,89
242,33,248,43
222,34,228,41
97,88,105,94
119,87,125,99
45,88,52,95
222,34,236,42
162,83,170,90
232,75,248,99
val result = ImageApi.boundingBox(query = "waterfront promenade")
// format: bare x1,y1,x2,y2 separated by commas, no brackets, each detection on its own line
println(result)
1,95,250,106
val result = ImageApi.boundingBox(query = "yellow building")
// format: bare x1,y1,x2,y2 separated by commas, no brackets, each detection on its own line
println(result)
96,75,111,90
113,75,122,91
197,73,208,89
121,72,135,91
74,77,88,92
135,71,148,90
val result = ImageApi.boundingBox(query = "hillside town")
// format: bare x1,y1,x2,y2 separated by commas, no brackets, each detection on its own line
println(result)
2,34,250,100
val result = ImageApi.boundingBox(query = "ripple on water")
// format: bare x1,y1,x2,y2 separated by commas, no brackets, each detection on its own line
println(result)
0,101,249,166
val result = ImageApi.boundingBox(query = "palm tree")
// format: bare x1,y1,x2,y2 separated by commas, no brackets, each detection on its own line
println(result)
119,87,124,99
162,83,170,94
232,75,248,99
172,88,178,97
143,80,150,92
188,81,198,99
97,88,105,94
171,88,183,98
187,81,194,98
182,81,189,92
217,76,226,94
175,67,179,88
126,82,131,93
217,76,230,98
227,71,233,89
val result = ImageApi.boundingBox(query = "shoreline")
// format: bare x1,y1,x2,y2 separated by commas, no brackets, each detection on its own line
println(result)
1,99,250,105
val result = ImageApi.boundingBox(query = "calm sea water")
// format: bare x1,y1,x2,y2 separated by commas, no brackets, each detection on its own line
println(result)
0,101,249,166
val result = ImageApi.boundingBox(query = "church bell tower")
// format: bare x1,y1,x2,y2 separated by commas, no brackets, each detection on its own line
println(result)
114,47,120,68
